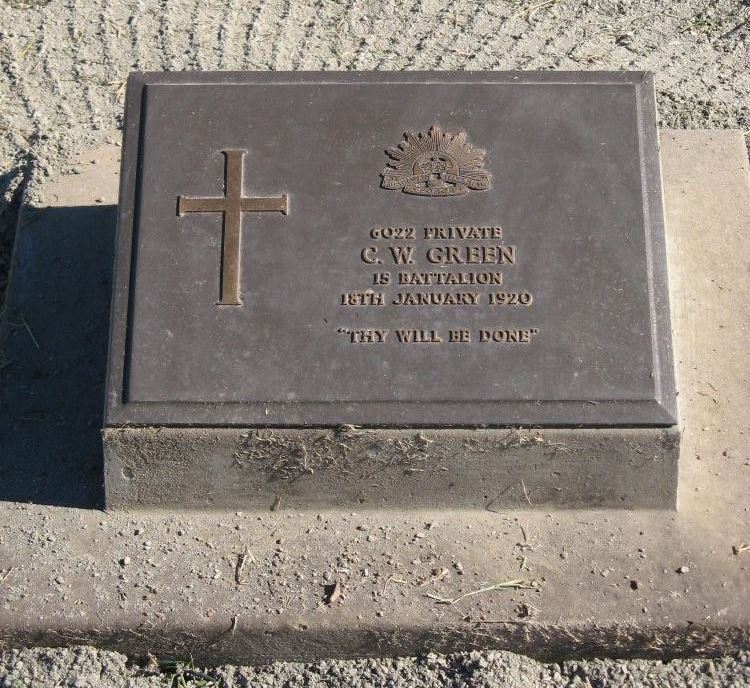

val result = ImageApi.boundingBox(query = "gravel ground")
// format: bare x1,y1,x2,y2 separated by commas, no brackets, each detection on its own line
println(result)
1,646,749,687
1,0,749,684
0,0,749,308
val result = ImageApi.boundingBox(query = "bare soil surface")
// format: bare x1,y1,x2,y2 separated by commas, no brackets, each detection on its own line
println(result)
1,645,749,687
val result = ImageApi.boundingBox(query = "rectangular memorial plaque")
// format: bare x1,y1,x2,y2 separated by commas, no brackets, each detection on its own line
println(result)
105,71,677,429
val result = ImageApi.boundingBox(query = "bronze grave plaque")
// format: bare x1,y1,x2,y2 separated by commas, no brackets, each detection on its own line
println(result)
105,72,676,427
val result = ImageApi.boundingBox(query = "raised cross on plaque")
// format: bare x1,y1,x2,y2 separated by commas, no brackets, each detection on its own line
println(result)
177,149,289,306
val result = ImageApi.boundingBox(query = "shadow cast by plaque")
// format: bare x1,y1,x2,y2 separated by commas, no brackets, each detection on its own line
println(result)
0,204,116,508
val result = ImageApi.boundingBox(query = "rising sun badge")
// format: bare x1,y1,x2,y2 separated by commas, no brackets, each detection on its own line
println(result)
381,125,491,197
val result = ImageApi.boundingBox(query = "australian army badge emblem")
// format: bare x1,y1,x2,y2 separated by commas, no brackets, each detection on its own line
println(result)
381,125,491,197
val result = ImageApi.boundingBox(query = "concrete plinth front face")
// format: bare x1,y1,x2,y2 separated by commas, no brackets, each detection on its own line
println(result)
103,427,679,509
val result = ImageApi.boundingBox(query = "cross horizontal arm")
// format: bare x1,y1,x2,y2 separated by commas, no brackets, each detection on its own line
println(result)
241,194,288,214
178,196,227,215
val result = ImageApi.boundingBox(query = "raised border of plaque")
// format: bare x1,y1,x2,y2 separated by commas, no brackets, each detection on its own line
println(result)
105,71,677,429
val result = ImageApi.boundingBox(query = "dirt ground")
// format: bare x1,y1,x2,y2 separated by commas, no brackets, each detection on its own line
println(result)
0,645,748,687
1,0,749,685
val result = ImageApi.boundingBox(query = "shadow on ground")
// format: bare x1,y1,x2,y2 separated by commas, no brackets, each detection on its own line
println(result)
0,204,115,508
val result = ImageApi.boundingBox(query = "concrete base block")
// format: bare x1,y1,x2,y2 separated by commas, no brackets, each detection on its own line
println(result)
1,130,748,664
103,427,679,509
0,503,748,665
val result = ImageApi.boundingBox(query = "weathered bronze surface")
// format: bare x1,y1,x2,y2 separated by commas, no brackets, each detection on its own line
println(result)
106,72,677,427
178,150,288,305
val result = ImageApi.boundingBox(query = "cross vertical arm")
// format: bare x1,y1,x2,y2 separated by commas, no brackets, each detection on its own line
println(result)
219,150,246,306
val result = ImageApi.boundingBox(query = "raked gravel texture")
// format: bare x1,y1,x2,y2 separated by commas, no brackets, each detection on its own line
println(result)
0,646,749,687
0,0,749,307
1,0,749,685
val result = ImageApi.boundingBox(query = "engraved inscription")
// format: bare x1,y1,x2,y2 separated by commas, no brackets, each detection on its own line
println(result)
177,150,289,306
337,225,540,346
381,126,490,196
